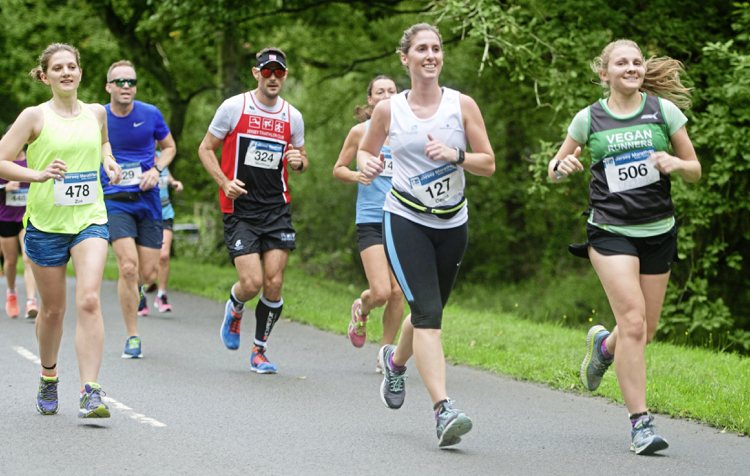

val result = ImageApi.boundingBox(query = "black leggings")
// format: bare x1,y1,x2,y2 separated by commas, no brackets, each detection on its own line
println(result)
383,212,468,329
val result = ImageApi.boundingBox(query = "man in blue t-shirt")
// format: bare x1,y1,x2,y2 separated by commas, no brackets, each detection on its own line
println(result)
104,60,176,360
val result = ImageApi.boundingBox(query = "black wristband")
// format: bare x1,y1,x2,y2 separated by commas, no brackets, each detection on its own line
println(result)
155,164,164,173
553,160,561,172
454,148,465,165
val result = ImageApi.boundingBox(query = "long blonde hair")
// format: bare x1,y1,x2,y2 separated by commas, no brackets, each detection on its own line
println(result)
591,39,692,110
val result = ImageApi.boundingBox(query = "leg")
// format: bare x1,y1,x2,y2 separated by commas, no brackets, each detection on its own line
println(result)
137,244,160,292
112,237,140,336
157,228,173,292
253,248,288,342
1,234,19,291
589,248,648,415
381,272,404,345
29,262,68,377
70,237,108,385
360,245,404,344
1,234,20,318
19,229,38,304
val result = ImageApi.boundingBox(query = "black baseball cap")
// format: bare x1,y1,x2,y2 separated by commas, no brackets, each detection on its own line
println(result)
256,50,287,70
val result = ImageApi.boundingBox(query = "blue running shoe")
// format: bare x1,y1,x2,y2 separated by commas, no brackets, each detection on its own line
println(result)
36,375,59,415
250,345,278,374
580,325,613,391
378,345,406,409
630,414,668,455
79,382,111,418
122,336,143,359
220,299,242,350
436,399,473,448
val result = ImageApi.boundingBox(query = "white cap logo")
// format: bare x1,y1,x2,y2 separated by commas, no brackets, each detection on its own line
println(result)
269,54,277,61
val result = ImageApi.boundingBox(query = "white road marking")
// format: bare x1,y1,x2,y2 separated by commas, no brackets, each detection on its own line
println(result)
12,345,167,428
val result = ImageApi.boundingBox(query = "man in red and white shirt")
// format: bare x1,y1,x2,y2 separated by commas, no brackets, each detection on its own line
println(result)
198,47,307,374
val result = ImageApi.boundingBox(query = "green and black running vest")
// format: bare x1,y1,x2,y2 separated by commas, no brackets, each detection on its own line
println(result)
587,95,674,226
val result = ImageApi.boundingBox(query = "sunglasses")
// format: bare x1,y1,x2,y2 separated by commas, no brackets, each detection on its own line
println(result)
108,78,137,87
260,68,286,79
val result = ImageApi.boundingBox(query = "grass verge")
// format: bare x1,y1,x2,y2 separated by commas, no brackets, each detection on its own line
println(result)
109,255,749,436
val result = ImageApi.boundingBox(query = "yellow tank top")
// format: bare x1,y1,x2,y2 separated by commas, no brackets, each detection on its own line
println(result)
24,102,107,233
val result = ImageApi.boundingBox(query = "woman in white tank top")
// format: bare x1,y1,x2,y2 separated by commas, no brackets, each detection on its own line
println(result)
358,23,495,448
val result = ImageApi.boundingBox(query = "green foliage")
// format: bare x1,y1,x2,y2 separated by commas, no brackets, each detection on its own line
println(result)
2,0,749,352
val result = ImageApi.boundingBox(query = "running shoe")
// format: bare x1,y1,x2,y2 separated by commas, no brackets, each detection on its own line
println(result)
137,285,149,316
79,382,111,418
580,325,613,391
435,399,473,448
25,298,39,320
378,344,406,409
122,336,143,359
348,298,367,348
250,345,278,374
220,299,242,350
154,294,173,313
6,290,19,318
36,375,59,415
144,282,157,293
630,414,669,455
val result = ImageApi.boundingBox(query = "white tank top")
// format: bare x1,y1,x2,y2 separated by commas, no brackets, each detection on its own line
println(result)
384,87,467,228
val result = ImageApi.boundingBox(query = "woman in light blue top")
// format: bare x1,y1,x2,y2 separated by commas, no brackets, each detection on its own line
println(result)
333,76,404,370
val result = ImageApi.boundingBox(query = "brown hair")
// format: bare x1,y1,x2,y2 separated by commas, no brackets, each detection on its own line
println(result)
591,39,692,110
397,23,442,55
107,60,135,80
353,75,396,122
29,43,81,83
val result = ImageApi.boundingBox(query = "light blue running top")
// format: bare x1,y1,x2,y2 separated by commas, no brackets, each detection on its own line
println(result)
356,121,393,224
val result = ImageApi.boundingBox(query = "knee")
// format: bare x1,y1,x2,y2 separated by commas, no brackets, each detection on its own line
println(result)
239,275,263,296
263,276,284,299
118,260,139,282
618,312,647,343
369,284,392,307
40,306,65,324
410,306,443,330
78,291,101,316
159,250,170,266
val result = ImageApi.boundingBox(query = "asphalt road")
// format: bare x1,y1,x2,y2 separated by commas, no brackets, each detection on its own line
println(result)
1,278,748,475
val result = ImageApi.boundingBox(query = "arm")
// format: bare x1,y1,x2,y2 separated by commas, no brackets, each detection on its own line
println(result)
92,104,122,184
0,107,66,183
167,170,183,192
141,132,177,191
422,95,495,176
548,135,585,182
458,94,495,176
333,123,369,185
651,126,701,183
357,100,390,179
197,132,247,200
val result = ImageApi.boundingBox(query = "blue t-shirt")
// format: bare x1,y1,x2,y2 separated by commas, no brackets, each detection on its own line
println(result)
103,100,170,219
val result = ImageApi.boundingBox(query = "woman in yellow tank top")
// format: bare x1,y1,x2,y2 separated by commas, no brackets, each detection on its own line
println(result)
0,43,121,419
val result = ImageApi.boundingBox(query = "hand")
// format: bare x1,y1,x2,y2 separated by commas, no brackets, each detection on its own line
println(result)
286,145,304,172
37,159,67,183
140,167,160,191
554,146,585,179
221,179,247,200
360,155,384,179
356,171,373,186
103,156,122,185
650,151,681,175
424,134,455,162
171,180,184,192
5,181,20,192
